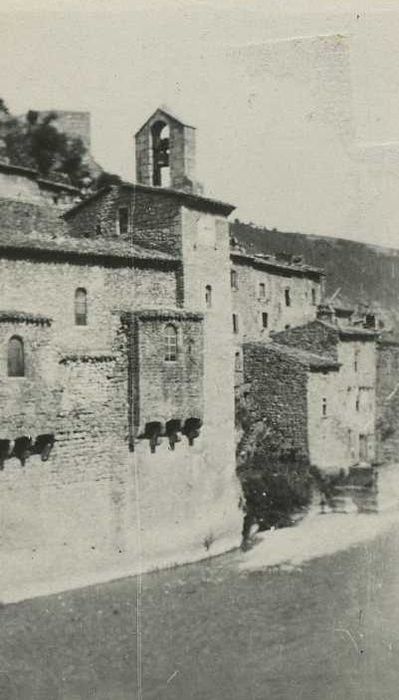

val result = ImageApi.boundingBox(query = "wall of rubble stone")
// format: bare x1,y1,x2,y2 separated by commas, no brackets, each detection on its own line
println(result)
242,343,309,460
230,258,321,349
376,341,399,463
66,186,182,256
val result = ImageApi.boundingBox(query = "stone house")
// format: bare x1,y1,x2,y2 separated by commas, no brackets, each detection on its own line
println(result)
243,319,378,472
230,246,324,384
0,107,242,602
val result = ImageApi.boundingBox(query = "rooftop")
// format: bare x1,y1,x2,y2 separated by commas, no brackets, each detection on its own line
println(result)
230,248,324,277
247,341,340,371
63,181,235,219
318,319,379,340
0,161,81,194
0,198,179,267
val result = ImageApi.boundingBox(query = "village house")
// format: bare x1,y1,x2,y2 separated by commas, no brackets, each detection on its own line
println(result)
242,317,378,472
230,243,324,385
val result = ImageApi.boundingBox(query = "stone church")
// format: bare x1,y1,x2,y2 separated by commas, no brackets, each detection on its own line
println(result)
0,107,385,601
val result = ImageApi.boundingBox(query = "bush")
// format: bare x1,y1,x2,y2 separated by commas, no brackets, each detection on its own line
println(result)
237,419,312,537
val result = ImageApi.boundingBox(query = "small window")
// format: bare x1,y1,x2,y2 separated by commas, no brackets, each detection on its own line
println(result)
235,351,241,372
117,206,129,235
231,269,238,290
285,288,291,307
261,312,268,329
75,288,88,326
8,336,25,377
354,349,359,372
311,287,317,306
205,285,212,309
164,324,178,362
356,395,360,412
232,313,239,334
322,397,327,417
259,282,266,299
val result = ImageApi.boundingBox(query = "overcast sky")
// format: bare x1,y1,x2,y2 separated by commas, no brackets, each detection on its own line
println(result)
2,0,399,247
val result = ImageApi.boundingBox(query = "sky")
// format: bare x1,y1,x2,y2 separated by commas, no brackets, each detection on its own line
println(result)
2,0,399,248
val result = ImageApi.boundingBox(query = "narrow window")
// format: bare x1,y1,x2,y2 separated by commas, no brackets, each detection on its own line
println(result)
232,313,239,334
117,206,129,235
262,312,268,329
151,120,170,187
75,288,88,326
205,285,212,309
285,288,291,307
259,282,266,299
164,324,178,362
8,336,25,377
356,395,360,412
235,351,242,373
231,269,238,290
322,397,327,417
354,348,359,372
311,287,317,306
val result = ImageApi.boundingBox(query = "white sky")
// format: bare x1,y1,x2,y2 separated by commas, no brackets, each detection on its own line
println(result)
1,0,399,247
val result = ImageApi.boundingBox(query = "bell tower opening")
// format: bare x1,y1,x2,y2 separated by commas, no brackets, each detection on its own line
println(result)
151,120,171,187
135,107,197,193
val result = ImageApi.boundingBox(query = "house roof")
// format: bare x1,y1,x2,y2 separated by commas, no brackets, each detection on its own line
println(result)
318,319,379,340
0,198,179,268
0,161,80,194
230,249,324,278
247,341,340,371
63,181,235,219
135,106,195,135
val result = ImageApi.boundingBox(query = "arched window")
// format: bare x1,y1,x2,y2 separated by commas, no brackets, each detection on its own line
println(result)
151,120,170,187
164,324,178,362
205,285,212,309
8,336,25,377
75,288,88,326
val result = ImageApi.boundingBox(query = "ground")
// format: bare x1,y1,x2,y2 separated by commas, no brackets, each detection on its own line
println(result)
2,486,399,700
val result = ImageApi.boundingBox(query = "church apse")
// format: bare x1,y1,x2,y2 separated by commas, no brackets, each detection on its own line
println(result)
123,309,204,453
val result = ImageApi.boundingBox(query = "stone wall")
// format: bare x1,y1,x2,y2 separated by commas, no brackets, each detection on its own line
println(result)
0,255,177,355
242,343,309,460
272,320,339,359
376,341,399,462
66,186,182,256
274,321,378,469
135,109,196,192
0,307,240,604
307,370,350,471
230,258,321,349
181,207,242,545
128,309,204,435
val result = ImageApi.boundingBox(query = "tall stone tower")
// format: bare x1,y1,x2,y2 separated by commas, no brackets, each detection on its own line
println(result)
134,107,242,555
135,107,196,193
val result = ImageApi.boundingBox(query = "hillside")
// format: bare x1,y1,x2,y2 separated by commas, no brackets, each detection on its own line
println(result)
230,221,399,331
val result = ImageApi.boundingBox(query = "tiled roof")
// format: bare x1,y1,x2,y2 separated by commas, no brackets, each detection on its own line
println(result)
259,342,340,371
63,181,235,219
0,161,80,194
318,320,378,340
230,249,324,277
0,198,179,266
